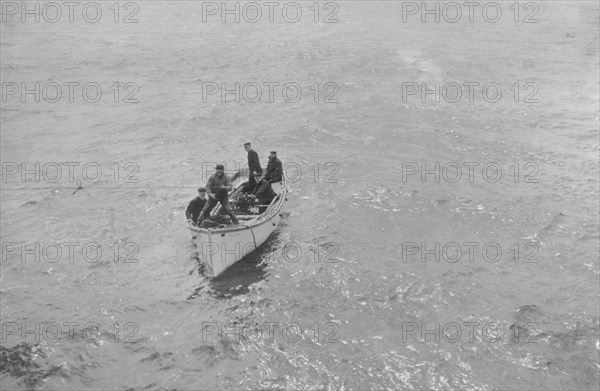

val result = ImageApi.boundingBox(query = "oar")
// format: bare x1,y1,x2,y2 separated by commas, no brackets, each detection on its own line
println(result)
230,169,243,182
227,169,246,199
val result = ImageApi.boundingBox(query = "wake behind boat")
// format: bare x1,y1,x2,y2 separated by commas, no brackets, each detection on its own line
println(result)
187,177,287,276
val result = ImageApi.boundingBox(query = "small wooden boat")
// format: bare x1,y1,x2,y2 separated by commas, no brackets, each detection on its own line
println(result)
187,177,287,276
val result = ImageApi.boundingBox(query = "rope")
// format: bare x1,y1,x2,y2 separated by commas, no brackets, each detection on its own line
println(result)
246,225,258,251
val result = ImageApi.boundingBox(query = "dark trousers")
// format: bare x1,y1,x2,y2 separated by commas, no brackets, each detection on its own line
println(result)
200,196,238,224
242,179,256,193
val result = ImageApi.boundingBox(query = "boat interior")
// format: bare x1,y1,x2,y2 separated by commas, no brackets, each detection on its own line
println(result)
200,181,284,228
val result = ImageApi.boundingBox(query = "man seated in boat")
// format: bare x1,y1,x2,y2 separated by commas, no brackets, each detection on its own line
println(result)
264,151,283,184
199,164,240,225
249,171,277,214
185,187,207,226
241,171,260,193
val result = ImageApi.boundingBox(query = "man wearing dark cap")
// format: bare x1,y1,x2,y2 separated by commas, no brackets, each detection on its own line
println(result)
244,142,262,180
249,171,277,214
264,151,283,184
199,164,239,224
186,187,208,225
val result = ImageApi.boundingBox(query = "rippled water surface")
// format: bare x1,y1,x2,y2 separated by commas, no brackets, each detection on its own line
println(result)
1,1,599,390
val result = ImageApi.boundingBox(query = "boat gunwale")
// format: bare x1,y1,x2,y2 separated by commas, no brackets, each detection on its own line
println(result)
186,201,283,234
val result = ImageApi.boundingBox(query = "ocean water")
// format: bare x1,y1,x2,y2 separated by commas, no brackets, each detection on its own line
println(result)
1,1,599,390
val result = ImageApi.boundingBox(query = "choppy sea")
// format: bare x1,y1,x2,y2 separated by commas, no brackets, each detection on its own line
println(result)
1,1,599,389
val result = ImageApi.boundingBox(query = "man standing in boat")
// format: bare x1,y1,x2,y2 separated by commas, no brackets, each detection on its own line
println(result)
199,164,239,225
244,142,262,181
264,151,283,184
185,187,207,225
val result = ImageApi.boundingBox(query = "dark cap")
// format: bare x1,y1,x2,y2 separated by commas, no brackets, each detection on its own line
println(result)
197,187,206,192
243,142,251,147
215,164,224,170
270,151,277,154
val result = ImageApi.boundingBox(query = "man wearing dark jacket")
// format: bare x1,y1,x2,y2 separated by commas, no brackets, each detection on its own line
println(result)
264,151,283,184
199,164,239,224
244,142,262,179
250,172,277,213
185,187,207,225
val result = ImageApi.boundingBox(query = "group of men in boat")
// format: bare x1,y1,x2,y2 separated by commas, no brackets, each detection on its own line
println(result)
185,142,283,226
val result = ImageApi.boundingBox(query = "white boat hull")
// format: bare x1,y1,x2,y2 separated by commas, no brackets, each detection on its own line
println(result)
187,180,286,276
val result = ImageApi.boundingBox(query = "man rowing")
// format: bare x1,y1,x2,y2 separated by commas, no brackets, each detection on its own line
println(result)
199,164,239,225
